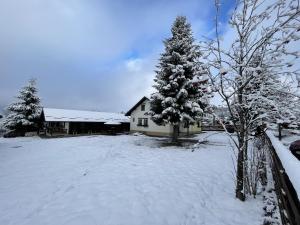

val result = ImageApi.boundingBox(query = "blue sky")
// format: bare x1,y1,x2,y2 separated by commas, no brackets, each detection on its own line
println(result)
0,0,235,114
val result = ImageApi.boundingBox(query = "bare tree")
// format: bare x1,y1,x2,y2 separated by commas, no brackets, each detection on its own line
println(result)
202,0,300,201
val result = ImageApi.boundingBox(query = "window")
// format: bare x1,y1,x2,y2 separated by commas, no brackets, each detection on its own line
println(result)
197,121,201,128
184,121,189,128
143,118,148,127
138,118,143,126
141,104,145,111
137,118,148,127
132,117,135,122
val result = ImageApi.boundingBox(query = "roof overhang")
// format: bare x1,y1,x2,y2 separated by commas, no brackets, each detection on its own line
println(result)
125,96,149,116
42,108,130,123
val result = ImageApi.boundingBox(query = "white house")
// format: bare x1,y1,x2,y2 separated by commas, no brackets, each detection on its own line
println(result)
125,97,202,137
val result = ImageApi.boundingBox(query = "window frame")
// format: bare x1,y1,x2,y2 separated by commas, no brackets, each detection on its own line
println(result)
137,118,143,126
143,118,148,127
137,118,148,127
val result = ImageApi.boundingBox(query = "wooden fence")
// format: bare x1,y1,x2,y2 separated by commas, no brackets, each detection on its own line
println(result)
202,125,224,131
265,133,300,225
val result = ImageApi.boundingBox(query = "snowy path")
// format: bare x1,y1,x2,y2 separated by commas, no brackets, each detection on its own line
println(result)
0,132,263,225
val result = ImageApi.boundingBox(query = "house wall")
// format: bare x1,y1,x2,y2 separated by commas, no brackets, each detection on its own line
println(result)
130,99,172,136
179,121,202,135
129,99,202,136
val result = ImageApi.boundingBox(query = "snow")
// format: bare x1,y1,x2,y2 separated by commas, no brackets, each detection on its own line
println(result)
43,108,130,123
104,120,121,125
273,128,300,147
266,130,300,200
0,132,263,225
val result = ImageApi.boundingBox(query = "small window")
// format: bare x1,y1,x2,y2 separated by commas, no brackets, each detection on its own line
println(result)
138,118,143,126
184,121,189,128
141,104,145,111
132,117,135,122
197,121,200,128
144,118,148,127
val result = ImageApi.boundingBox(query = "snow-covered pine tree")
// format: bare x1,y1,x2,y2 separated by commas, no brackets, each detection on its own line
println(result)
3,79,42,133
149,16,210,142
243,53,300,134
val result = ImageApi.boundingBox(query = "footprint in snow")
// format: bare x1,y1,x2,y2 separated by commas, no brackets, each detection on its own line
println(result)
11,145,22,148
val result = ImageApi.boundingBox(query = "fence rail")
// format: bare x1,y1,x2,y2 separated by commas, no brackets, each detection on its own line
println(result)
202,125,224,131
265,133,300,225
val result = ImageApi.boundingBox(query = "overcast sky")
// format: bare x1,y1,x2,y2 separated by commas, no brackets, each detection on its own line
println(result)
0,0,235,114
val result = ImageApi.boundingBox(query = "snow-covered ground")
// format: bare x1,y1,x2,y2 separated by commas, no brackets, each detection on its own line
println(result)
272,128,300,147
0,132,263,225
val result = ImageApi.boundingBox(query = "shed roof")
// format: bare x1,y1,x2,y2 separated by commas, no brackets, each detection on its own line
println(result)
43,108,129,123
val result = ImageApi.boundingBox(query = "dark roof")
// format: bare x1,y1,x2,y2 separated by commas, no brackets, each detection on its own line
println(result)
125,96,149,116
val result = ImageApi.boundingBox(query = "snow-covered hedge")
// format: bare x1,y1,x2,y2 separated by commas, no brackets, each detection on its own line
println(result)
266,130,300,200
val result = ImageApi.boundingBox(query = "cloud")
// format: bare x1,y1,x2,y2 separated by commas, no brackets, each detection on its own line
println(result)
125,58,144,72
0,0,224,113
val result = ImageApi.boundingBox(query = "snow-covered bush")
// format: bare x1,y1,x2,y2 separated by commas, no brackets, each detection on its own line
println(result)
244,135,268,197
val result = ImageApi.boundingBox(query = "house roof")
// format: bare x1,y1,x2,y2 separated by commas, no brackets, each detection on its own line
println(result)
104,120,121,125
125,96,149,116
43,108,130,123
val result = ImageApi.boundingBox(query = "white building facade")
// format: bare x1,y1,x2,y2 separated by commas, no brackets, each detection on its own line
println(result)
125,97,202,137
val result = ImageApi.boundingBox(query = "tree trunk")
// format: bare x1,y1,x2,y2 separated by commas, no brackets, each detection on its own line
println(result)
236,84,246,201
236,146,245,201
278,123,282,140
172,124,179,142
260,135,268,186
260,161,268,186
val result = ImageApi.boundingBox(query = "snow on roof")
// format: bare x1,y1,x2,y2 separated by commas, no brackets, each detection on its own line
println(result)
43,108,129,123
104,120,121,125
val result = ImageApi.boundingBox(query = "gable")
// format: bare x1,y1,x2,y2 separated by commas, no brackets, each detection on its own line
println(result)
125,96,149,116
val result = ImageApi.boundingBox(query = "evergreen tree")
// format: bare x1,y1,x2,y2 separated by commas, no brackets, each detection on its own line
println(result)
149,16,210,141
3,79,42,132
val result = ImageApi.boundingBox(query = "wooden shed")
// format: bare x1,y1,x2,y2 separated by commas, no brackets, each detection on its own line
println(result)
40,108,130,136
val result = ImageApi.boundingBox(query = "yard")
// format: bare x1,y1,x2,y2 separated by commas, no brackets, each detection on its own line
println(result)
0,132,264,225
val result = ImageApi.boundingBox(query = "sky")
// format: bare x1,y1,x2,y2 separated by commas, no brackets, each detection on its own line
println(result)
0,0,235,114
